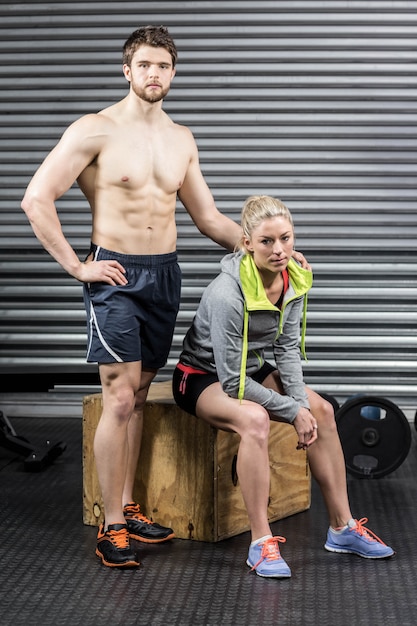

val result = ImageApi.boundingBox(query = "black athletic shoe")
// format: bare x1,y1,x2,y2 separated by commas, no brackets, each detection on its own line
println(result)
96,522,140,568
123,502,175,543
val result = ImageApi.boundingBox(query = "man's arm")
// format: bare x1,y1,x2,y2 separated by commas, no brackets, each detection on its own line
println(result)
21,115,127,285
178,151,242,252
178,135,311,268
176,131,241,250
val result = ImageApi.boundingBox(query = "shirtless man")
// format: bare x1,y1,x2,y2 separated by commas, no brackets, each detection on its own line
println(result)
21,26,307,568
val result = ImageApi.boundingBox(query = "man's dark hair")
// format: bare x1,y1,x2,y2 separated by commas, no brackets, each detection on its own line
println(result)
123,25,178,67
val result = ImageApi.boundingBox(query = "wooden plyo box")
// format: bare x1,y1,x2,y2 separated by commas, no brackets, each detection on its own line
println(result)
83,381,311,542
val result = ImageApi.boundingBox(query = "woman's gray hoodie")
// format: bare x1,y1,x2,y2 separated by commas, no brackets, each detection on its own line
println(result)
180,251,313,423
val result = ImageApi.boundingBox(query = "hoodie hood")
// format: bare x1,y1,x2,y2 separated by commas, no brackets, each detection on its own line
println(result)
220,251,312,309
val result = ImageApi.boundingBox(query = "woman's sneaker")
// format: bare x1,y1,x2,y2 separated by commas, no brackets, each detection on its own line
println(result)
324,517,394,559
246,536,291,578
96,523,140,568
123,502,175,543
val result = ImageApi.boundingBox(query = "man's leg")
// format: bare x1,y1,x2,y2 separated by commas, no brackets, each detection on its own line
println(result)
120,367,176,543
94,361,142,526
122,368,156,505
94,360,142,567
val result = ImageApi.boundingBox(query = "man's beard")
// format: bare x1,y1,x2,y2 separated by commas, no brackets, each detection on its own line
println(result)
131,81,170,103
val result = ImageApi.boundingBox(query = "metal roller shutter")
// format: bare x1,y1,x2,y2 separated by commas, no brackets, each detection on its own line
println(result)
0,1,416,411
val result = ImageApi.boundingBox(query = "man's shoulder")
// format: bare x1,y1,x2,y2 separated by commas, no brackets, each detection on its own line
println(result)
167,119,197,157
66,110,115,137
169,116,194,137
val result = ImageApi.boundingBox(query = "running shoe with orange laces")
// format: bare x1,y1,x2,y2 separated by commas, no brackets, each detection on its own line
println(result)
246,536,291,578
324,517,394,558
123,502,175,543
96,523,140,568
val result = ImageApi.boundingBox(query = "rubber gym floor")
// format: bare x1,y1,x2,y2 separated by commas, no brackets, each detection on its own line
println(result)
1,415,416,626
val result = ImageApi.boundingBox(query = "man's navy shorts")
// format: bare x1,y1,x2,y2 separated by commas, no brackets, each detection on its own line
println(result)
83,244,181,369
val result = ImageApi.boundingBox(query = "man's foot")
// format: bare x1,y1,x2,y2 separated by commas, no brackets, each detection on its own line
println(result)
246,536,291,578
324,517,395,559
123,502,175,543
96,523,140,568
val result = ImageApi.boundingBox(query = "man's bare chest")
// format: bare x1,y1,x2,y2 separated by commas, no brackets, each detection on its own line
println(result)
97,135,187,193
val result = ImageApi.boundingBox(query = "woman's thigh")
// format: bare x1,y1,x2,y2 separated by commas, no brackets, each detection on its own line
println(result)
196,382,266,436
259,371,331,425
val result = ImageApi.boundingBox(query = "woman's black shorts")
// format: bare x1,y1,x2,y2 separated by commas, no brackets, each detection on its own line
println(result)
172,361,275,417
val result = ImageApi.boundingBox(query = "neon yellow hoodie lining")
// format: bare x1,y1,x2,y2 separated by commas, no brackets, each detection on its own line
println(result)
238,254,313,400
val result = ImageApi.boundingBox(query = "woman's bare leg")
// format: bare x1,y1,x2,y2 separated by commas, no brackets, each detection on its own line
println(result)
262,371,352,528
305,389,352,527
197,382,272,541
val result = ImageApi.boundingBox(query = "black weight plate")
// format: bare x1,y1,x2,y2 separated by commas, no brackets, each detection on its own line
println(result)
336,395,411,479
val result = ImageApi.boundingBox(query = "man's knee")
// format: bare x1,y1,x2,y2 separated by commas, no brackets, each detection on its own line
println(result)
134,370,157,410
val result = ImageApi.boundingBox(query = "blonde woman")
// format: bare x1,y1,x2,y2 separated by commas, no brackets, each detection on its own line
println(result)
173,195,394,578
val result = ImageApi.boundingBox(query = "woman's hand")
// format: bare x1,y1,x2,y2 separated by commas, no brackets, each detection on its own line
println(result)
293,407,318,450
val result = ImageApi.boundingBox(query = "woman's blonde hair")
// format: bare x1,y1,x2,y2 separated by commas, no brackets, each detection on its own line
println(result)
235,195,294,252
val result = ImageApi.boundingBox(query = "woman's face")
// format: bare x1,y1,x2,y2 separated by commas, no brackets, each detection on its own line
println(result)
244,216,294,275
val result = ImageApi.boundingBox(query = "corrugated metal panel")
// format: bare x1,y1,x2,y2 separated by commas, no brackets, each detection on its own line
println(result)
0,1,416,407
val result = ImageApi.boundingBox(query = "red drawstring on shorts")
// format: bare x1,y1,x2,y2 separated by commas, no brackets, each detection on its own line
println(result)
176,362,207,395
